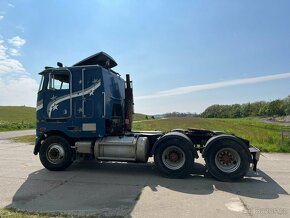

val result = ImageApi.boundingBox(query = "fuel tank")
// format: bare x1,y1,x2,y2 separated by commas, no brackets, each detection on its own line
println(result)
94,136,150,163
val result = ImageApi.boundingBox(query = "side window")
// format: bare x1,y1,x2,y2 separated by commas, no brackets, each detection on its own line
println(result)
48,72,70,90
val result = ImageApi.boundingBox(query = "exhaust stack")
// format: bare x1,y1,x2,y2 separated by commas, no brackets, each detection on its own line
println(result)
125,74,134,131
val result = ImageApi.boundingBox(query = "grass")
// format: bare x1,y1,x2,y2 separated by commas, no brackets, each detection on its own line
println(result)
0,208,70,218
0,109,147,131
0,208,125,218
0,106,36,131
13,135,35,144
133,117,290,153
133,113,154,121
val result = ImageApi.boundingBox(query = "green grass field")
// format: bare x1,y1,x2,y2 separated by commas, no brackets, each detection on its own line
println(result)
0,108,149,131
133,113,155,121
0,106,36,131
133,117,290,153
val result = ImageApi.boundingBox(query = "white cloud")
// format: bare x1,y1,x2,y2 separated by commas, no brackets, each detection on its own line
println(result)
0,16,4,21
8,3,15,8
8,36,26,48
0,34,37,107
0,39,25,74
8,48,20,56
0,76,38,107
0,41,7,59
0,58,25,74
0,40,25,73
136,72,290,100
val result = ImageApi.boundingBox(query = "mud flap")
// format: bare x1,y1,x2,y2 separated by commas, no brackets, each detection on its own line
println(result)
249,145,260,172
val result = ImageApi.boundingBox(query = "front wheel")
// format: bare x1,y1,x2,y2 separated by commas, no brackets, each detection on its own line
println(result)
154,139,194,178
39,136,73,171
205,139,250,181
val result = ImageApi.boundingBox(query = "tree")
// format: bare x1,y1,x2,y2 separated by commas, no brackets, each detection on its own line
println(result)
202,105,221,118
258,103,269,116
230,104,242,118
267,100,285,116
241,103,251,117
201,95,290,118
284,96,290,115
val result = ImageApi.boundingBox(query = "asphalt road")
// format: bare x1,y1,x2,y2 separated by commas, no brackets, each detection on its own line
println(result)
0,130,35,140
0,138,289,218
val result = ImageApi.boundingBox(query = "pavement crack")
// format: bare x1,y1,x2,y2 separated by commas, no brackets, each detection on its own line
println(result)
238,197,252,217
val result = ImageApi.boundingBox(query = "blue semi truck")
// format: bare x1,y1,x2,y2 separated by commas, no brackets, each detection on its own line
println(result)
34,52,260,181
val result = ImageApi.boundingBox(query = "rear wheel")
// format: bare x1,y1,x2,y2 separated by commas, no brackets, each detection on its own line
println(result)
205,139,250,181
154,139,193,178
39,136,73,171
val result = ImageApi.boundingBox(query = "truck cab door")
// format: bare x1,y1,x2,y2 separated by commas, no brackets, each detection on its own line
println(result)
74,68,101,119
44,70,71,119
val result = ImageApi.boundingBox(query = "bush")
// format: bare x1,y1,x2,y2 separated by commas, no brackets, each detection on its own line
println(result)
0,121,35,131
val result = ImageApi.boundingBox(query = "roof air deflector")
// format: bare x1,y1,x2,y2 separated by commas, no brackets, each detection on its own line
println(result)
73,51,117,68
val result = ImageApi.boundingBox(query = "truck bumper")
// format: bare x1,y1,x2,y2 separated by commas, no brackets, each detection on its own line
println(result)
249,145,260,171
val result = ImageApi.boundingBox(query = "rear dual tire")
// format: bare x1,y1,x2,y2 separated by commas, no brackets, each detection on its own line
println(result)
205,139,250,182
154,139,194,178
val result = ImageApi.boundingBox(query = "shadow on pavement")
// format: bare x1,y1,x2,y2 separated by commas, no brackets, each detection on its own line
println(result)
6,161,289,217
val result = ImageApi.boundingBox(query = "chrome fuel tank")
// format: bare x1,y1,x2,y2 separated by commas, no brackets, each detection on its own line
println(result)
94,136,149,163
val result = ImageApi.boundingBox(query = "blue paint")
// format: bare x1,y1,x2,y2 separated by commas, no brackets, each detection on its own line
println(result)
36,58,125,139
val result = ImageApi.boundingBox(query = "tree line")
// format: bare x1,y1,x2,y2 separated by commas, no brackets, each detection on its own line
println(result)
164,112,199,118
202,95,290,118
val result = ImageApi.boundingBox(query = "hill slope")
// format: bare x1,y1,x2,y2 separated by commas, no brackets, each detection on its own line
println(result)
0,107,148,131
133,113,154,121
0,106,36,131
133,117,290,152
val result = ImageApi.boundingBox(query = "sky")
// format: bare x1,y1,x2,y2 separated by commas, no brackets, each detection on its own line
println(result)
0,0,290,114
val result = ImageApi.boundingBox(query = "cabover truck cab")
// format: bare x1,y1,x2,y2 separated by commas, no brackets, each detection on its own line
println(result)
34,52,260,181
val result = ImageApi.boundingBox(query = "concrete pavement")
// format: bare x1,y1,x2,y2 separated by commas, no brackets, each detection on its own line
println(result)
0,139,289,217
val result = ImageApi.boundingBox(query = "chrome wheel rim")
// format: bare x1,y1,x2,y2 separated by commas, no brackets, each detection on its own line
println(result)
215,148,241,173
46,143,65,164
162,146,186,170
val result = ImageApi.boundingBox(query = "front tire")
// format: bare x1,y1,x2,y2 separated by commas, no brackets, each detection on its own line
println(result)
39,136,73,171
154,139,194,178
205,139,250,181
